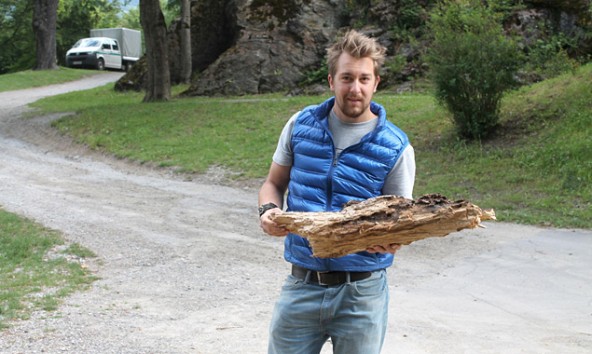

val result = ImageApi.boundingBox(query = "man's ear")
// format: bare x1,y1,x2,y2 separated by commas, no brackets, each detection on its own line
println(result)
374,75,381,92
328,74,334,91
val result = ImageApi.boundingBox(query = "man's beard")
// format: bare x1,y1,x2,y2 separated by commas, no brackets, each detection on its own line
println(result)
340,97,367,119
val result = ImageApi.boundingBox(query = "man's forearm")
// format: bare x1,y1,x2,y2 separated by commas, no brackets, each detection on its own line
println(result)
258,182,285,209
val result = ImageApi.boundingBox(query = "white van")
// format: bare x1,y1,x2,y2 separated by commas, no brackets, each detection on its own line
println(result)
65,37,123,70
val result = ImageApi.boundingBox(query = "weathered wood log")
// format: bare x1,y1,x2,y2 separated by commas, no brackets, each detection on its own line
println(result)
270,193,496,258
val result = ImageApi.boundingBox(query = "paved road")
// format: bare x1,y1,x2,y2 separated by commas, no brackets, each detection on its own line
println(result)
0,73,591,353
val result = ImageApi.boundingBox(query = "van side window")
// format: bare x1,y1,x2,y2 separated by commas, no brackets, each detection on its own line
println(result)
102,43,111,50
112,42,119,51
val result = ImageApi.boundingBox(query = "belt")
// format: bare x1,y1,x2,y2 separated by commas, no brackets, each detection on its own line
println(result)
291,265,372,286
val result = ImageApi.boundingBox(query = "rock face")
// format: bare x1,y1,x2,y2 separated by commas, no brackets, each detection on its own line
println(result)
185,0,345,96
506,0,592,62
118,0,591,96
183,0,590,96
190,0,237,74
525,0,590,11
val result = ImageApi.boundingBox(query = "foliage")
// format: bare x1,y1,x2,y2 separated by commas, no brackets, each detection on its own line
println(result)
389,0,435,42
299,63,328,87
523,34,580,79
119,4,141,29
110,0,179,31
426,0,522,139
0,208,97,328
161,0,182,26
0,0,35,74
486,0,527,21
385,55,407,76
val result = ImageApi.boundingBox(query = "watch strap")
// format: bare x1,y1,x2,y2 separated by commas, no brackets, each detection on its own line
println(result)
258,202,278,217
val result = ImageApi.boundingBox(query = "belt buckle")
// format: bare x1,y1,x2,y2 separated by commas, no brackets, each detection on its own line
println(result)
316,271,329,286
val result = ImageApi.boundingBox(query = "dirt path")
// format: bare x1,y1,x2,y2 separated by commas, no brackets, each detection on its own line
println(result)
0,73,591,353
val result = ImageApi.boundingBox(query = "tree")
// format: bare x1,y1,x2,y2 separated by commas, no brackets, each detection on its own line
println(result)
32,0,59,70
179,0,192,83
140,0,171,101
427,0,521,139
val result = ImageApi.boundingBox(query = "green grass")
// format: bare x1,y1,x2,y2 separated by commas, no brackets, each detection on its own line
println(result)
0,67,107,92
0,208,97,329
34,88,327,178
26,64,591,228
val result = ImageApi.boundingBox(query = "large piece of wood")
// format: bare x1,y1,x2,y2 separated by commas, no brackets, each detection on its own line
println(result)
271,194,496,258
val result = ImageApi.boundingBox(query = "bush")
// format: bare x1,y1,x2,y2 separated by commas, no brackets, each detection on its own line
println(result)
427,0,522,139
524,34,580,79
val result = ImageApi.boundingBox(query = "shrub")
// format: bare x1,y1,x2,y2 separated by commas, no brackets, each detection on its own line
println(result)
427,0,522,139
524,34,580,79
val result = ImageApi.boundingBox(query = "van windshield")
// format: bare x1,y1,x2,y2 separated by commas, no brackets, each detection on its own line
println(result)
73,38,101,48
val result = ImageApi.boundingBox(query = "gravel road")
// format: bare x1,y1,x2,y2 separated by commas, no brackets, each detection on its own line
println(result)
0,73,591,354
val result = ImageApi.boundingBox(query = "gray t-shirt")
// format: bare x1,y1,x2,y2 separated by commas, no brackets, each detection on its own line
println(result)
273,110,416,199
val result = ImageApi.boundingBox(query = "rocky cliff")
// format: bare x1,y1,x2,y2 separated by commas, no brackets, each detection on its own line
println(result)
185,0,345,96
117,0,591,96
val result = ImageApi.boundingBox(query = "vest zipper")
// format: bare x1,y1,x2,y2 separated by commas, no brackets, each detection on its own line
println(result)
326,147,337,211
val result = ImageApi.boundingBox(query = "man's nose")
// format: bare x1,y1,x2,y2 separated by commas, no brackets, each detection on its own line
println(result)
350,79,361,93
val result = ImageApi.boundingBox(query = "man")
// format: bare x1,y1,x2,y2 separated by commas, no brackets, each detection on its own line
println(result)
258,29,415,354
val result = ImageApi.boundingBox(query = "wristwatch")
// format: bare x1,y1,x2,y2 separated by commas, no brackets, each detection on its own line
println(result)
258,202,278,217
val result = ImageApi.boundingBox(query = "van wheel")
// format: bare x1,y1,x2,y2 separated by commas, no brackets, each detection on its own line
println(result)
96,58,105,71
124,62,133,72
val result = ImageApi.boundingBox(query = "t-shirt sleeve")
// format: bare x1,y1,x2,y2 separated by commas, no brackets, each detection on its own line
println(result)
382,145,416,199
272,111,300,167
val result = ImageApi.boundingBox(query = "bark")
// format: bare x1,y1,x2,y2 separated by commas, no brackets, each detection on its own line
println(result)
32,0,59,70
140,0,171,102
180,0,192,84
271,194,496,258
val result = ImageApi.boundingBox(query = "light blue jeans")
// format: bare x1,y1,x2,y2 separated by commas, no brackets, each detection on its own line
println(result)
268,269,389,354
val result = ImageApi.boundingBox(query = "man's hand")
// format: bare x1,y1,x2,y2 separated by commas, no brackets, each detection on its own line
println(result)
259,209,289,237
366,243,402,254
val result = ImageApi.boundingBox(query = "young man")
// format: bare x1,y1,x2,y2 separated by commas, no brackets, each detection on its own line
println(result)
258,30,415,354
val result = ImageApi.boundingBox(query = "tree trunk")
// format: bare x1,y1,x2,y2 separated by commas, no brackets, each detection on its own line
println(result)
271,194,496,258
179,0,192,84
140,0,171,102
32,0,59,70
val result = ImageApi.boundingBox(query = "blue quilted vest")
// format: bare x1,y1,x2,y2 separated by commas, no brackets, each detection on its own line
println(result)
284,97,409,272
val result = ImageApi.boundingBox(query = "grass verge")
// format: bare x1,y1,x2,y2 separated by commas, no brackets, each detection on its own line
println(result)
0,67,107,93
0,208,97,329
29,65,591,228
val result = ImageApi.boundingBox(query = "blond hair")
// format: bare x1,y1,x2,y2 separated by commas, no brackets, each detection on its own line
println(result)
326,30,387,77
